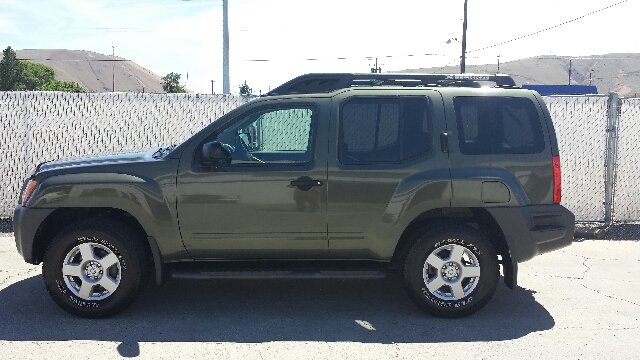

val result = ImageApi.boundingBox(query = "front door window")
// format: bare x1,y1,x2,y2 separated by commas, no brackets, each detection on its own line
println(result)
216,107,315,164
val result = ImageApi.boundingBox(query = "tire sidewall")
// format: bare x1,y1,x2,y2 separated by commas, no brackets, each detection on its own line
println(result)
43,223,143,318
404,226,499,317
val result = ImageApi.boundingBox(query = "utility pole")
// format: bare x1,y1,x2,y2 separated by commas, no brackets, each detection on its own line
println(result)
112,46,115,92
568,59,572,85
211,80,215,95
497,55,500,73
222,0,230,94
460,0,468,74
370,58,381,73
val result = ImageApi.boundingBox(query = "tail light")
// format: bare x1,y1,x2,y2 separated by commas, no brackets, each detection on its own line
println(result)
552,156,561,204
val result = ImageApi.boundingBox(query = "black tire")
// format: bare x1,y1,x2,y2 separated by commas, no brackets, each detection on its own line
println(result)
42,219,150,318
403,223,499,318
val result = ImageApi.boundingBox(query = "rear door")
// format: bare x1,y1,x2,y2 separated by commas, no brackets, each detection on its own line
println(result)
327,90,451,259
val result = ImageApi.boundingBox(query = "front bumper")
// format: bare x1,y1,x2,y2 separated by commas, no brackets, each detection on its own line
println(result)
13,205,56,264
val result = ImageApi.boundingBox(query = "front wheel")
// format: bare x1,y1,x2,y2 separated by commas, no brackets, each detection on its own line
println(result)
42,219,150,318
403,224,499,318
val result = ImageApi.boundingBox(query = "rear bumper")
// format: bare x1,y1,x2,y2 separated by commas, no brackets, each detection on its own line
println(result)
13,205,56,264
488,204,575,263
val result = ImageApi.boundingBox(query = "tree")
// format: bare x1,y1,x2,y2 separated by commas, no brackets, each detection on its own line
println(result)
0,46,22,91
161,72,186,93
39,80,87,92
15,61,55,90
239,80,252,95
1,46,87,92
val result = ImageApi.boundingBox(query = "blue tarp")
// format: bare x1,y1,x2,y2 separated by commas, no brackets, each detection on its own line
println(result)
521,84,598,96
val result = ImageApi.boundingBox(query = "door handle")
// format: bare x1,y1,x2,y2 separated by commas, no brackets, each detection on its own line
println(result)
440,131,451,153
291,176,323,191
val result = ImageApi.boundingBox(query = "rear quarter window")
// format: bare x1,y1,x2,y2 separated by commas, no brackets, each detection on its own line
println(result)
454,96,545,155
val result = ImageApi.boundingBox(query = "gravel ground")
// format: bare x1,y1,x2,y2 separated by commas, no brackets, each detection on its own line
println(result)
601,223,640,239
0,219,12,237
1,237,639,359
574,222,640,240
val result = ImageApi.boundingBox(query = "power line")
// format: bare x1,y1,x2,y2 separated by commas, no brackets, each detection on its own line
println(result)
468,0,629,54
243,53,445,62
241,0,631,67
17,58,130,62
111,0,222,12
531,56,638,61
432,56,465,73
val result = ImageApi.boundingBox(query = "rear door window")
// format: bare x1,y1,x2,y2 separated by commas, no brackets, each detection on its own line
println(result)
339,97,431,164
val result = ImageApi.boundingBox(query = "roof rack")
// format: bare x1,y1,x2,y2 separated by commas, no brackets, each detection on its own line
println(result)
265,73,518,96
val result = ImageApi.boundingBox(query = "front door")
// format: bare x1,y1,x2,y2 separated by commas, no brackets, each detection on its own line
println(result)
177,102,328,259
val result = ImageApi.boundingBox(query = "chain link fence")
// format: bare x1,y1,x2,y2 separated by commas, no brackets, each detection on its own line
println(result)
614,98,640,221
259,108,312,151
0,92,251,217
542,95,609,221
0,91,638,222
543,93,640,223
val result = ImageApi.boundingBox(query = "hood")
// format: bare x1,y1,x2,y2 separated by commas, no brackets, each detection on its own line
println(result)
35,147,163,175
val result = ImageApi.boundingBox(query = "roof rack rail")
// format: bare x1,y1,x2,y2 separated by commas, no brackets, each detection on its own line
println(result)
265,73,518,96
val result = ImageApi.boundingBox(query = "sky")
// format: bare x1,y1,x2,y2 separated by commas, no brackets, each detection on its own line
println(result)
0,0,637,95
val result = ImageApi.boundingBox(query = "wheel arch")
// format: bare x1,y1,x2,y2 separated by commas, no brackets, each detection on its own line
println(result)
390,207,516,289
32,207,151,265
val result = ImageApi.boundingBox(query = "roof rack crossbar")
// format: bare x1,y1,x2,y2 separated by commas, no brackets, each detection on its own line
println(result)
265,73,518,96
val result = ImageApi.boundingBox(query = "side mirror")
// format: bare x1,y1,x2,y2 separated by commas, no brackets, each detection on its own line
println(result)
201,141,223,165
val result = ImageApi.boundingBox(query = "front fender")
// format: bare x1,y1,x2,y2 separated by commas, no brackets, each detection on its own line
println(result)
27,172,184,260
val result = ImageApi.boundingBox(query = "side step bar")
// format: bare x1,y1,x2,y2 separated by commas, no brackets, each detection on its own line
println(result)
171,269,387,280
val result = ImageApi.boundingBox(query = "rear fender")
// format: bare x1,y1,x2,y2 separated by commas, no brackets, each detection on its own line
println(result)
450,167,528,207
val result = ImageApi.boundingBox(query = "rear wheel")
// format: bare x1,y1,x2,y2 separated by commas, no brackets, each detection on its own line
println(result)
403,224,499,318
42,219,150,318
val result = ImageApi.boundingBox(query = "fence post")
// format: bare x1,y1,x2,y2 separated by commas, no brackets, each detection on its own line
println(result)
604,92,620,224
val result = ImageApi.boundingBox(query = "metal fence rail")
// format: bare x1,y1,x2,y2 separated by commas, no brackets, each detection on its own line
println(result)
614,98,640,221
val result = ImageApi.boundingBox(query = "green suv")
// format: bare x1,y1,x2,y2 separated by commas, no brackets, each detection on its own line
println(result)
14,73,575,318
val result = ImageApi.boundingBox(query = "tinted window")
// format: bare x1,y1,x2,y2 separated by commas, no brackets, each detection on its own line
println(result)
454,97,544,155
216,107,315,164
340,97,431,164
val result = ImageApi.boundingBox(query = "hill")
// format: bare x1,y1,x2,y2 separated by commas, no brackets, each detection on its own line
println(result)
15,49,166,93
399,53,640,96
13,50,640,96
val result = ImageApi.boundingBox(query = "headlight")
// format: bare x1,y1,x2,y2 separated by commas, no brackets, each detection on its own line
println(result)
22,179,38,206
